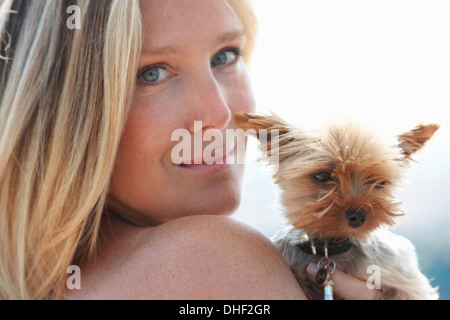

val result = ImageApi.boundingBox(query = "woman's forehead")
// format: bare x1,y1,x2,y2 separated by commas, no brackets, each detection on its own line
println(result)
140,0,244,54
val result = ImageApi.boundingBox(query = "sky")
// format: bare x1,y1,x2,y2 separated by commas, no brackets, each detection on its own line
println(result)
234,0,450,299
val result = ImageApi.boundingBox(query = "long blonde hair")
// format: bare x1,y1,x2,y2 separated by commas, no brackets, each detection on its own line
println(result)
0,0,142,299
0,0,257,300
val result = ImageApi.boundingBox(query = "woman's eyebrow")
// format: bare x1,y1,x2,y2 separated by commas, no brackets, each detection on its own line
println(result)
216,29,247,44
142,30,247,57
144,45,179,56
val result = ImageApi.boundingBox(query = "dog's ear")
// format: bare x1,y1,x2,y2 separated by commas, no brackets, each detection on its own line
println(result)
233,112,291,138
397,124,440,159
233,112,296,163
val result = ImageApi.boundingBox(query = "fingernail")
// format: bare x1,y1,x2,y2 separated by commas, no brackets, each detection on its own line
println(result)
306,263,318,282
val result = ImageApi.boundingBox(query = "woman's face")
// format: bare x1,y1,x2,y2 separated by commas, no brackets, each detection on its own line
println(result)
109,0,255,225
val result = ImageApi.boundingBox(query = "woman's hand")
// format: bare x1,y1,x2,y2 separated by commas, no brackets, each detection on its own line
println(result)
307,263,380,300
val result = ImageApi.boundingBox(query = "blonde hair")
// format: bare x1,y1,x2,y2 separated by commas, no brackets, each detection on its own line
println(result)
0,0,143,299
225,0,258,65
0,0,257,300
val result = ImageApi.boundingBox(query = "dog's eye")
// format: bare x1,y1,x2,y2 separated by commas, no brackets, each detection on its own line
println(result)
313,172,333,182
374,181,389,189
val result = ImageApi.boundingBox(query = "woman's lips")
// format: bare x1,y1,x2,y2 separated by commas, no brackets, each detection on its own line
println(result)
176,148,236,174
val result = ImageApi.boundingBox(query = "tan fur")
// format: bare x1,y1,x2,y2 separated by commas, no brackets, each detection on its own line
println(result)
235,112,440,300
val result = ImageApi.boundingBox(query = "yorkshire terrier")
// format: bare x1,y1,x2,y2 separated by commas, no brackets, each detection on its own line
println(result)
235,112,439,300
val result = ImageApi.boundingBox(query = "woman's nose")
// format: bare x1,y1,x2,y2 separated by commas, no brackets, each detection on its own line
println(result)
186,70,232,133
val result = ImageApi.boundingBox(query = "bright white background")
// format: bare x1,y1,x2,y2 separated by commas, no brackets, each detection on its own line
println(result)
234,0,450,298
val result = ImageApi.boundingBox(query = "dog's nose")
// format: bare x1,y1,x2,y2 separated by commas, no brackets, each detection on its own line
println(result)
345,208,366,228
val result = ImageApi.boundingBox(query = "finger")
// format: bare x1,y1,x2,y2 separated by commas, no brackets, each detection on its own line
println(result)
307,263,380,300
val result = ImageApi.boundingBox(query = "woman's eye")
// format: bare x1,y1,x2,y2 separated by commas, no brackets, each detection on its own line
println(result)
211,49,241,67
139,66,171,85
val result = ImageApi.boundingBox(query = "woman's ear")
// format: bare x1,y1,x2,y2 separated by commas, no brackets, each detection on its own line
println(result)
397,124,440,160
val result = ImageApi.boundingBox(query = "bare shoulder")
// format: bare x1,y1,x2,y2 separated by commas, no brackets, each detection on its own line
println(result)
66,215,305,300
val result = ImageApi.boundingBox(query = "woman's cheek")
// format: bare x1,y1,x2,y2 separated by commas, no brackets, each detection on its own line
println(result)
222,68,256,115
233,73,256,114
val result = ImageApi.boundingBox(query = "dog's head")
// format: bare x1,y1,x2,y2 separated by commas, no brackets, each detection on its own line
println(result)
234,113,439,240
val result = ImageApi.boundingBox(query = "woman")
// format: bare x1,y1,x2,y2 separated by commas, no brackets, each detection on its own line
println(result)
0,0,377,300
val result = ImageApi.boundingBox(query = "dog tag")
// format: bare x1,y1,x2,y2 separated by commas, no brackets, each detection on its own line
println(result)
316,257,336,299
315,267,329,286
309,240,337,300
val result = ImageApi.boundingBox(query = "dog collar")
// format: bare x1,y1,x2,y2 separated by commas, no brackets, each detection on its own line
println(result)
297,238,353,257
